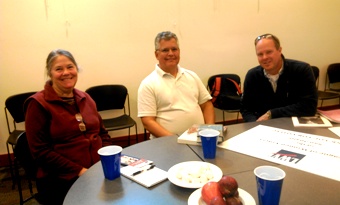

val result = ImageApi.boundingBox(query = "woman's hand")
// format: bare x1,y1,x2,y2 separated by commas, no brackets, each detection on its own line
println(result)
78,168,88,176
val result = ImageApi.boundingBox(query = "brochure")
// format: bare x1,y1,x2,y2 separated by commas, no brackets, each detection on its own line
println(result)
121,154,153,167
292,115,332,127
318,109,340,123
177,124,226,145
120,155,167,188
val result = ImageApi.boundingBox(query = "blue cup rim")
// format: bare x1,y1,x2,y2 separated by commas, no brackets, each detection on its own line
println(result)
254,165,286,181
199,129,220,137
98,145,122,156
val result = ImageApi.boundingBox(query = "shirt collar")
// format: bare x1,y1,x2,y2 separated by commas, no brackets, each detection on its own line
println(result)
155,64,184,78
263,64,284,79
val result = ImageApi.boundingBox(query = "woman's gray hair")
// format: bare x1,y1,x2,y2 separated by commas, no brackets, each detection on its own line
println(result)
46,49,78,77
154,31,179,51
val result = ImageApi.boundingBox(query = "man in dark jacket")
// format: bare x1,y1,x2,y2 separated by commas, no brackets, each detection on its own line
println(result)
241,34,317,122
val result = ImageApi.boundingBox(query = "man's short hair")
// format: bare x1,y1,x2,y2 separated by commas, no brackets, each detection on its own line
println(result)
154,31,179,51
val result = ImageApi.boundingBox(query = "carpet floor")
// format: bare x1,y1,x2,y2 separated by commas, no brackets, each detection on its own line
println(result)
0,167,40,205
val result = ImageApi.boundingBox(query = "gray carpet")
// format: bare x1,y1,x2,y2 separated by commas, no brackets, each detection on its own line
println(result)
0,167,40,205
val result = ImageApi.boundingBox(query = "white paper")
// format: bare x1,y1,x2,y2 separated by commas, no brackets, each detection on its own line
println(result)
328,127,340,137
218,125,340,181
121,166,168,188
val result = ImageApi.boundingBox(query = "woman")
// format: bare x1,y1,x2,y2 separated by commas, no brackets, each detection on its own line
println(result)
24,49,112,205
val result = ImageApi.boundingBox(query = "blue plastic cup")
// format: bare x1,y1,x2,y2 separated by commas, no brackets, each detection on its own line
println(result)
98,145,123,180
199,129,219,159
254,166,286,205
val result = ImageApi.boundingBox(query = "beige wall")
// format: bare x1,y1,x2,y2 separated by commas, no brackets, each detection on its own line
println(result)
1,0,340,155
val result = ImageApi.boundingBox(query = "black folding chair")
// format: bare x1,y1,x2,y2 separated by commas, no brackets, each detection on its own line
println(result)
311,66,340,107
207,74,242,124
86,85,138,146
4,91,36,189
14,132,39,205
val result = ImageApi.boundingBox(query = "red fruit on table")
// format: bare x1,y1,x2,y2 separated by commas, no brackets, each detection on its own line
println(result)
225,196,243,205
201,181,223,204
218,175,239,197
209,196,226,205
234,189,239,197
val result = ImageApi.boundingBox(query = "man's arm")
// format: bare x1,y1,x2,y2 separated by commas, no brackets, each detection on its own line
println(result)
141,116,173,138
199,100,215,124
240,69,260,122
240,95,259,122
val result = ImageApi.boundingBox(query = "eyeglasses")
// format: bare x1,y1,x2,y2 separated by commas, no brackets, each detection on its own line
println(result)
254,34,281,49
157,47,179,54
254,34,273,45
75,113,86,132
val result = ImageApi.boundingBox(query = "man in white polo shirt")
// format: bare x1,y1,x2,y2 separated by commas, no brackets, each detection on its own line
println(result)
138,31,215,139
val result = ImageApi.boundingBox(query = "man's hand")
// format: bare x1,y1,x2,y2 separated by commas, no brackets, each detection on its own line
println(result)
256,110,271,122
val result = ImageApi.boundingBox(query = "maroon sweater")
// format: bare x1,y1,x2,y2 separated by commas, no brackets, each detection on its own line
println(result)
24,81,111,180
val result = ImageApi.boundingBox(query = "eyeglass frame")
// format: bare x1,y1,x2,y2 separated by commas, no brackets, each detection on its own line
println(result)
254,33,281,49
156,47,180,54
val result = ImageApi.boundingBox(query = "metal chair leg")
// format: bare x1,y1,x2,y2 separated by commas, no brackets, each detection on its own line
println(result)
134,125,138,143
6,143,15,190
14,157,24,205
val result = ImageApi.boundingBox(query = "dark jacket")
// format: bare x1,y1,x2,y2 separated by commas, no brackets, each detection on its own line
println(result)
240,56,318,122
24,81,111,180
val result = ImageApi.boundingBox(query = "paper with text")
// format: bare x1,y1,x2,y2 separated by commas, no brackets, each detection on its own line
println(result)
218,125,340,181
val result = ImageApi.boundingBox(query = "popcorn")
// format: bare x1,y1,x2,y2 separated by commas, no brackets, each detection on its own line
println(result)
176,165,213,184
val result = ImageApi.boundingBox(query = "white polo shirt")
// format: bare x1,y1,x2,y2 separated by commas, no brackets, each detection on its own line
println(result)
138,64,212,139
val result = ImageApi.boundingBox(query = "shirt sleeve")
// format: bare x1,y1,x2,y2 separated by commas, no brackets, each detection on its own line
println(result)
138,78,157,117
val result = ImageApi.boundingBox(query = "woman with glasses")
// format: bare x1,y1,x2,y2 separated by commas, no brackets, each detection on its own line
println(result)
240,34,317,122
24,49,112,205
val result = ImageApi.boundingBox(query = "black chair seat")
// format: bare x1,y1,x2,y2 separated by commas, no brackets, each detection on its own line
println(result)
103,115,136,131
7,130,25,145
318,90,340,100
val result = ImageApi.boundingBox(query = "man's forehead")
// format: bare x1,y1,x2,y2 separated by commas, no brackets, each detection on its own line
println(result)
159,38,178,45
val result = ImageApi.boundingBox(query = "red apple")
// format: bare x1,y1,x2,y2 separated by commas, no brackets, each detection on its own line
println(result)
201,182,223,204
218,175,238,197
209,196,226,205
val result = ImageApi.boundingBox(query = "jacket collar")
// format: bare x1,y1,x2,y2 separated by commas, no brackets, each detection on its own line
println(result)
43,80,86,103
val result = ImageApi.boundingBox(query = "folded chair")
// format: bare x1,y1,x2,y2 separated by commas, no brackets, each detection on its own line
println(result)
86,85,138,146
5,91,36,189
207,74,242,124
311,66,340,107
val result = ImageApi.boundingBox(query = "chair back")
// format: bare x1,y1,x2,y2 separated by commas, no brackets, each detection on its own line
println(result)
86,85,129,113
14,132,37,181
327,63,340,83
207,74,241,95
311,66,319,88
207,74,242,111
326,63,340,91
5,92,36,134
